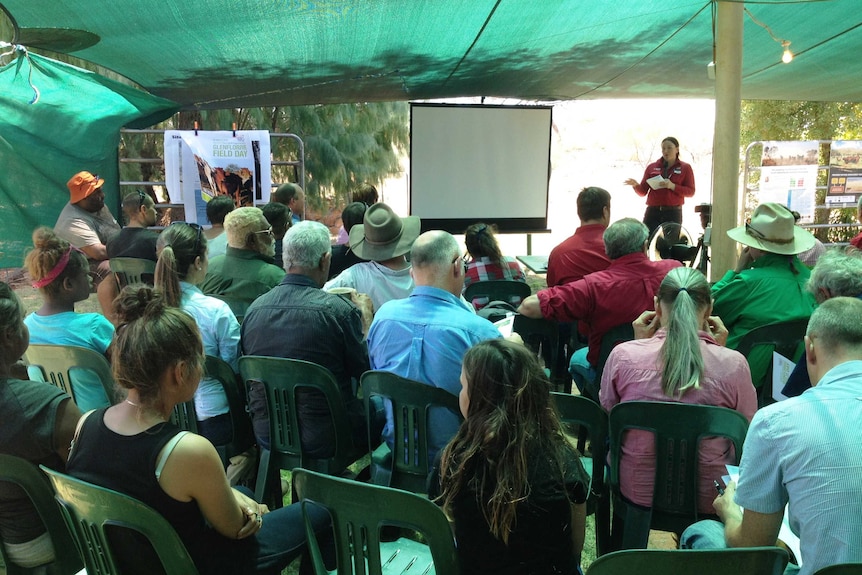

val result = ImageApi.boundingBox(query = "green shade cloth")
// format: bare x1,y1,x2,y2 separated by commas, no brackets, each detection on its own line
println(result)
2,0,861,109
0,53,177,267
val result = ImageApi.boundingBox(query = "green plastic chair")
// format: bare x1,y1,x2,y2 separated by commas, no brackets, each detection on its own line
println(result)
608,401,749,550
293,469,460,575
590,322,635,401
169,399,198,433
551,393,611,557
463,279,531,309
205,355,255,464
238,356,366,508
41,466,199,575
586,547,788,575
23,344,117,407
512,314,564,389
813,564,862,575
109,257,156,288
0,456,83,575
361,370,462,494
734,318,808,406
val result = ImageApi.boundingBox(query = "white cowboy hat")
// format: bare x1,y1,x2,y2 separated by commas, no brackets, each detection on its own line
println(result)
727,202,815,255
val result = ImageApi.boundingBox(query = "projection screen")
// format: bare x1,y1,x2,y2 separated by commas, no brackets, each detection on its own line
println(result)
409,103,551,234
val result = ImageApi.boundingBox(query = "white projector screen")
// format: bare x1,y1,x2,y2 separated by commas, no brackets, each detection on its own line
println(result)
409,103,551,234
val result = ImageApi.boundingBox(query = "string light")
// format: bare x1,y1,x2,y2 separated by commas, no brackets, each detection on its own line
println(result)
782,41,793,64
745,8,794,65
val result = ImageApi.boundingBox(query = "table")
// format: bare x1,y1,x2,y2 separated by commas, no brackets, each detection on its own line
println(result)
516,255,548,274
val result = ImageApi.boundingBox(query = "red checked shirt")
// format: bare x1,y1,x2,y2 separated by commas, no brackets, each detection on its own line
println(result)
464,256,526,286
546,224,610,287
634,157,695,207
538,252,681,365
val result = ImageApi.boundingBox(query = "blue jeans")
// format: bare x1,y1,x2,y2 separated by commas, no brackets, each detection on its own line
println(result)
680,520,799,575
568,348,596,396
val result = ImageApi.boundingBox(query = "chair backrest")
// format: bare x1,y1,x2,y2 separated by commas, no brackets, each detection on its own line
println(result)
551,393,608,498
205,355,254,460
41,467,199,575
109,257,156,288
591,322,635,400
23,344,117,406
210,295,249,322
0,456,82,575
512,314,562,385
463,280,531,308
813,564,862,575
608,401,748,535
238,356,359,474
293,469,460,575
169,400,198,433
734,318,809,404
361,370,462,493
586,547,788,575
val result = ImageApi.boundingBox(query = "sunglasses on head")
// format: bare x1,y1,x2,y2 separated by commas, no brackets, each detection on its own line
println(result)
168,221,204,255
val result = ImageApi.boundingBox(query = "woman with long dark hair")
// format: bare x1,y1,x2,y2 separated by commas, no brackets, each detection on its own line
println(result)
600,267,756,514
437,339,588,575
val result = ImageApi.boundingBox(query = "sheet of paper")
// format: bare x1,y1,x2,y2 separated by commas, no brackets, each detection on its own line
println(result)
772,351,795,402
646,175,666,189
725,465,802,566
494,313,515,338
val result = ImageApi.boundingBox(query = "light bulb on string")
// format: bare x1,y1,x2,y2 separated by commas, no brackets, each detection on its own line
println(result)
782,40,793,64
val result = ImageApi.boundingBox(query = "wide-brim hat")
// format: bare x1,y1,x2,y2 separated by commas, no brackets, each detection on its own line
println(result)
67,171,104,204
349,202,420,261
727,202,816,255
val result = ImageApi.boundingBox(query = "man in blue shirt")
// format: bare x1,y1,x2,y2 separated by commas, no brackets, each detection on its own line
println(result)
368,230,501,466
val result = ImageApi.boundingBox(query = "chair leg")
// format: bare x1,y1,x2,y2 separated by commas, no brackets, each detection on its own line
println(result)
595,494,612,556
255,448,282,509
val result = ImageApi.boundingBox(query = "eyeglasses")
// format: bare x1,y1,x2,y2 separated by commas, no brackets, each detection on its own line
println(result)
253,226,274,238
451,253,468,275
168,221,204,255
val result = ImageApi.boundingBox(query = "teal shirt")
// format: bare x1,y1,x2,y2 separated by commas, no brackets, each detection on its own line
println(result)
711,252,815,391
200,246,285,309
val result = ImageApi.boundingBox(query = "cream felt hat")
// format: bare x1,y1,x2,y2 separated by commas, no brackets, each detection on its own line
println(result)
726,202,815,255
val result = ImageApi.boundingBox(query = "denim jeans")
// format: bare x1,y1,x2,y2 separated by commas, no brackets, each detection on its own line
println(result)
680,520,799,575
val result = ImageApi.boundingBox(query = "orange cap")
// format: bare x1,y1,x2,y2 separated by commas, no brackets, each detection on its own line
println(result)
67,171,104,204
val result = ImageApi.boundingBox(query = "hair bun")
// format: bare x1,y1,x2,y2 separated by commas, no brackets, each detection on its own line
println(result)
113,285,165,324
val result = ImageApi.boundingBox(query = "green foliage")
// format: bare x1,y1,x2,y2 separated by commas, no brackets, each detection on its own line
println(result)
741,100,862,241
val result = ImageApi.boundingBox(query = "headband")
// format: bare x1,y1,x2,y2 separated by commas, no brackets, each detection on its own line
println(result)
32,246,80,289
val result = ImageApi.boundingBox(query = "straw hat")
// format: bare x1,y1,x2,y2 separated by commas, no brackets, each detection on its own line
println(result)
349,203,420,261
727,202,815,255
67,171,104,204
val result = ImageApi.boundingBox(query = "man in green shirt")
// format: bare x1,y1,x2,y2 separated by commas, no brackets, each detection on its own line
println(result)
712,202,817,394
201,206,285,315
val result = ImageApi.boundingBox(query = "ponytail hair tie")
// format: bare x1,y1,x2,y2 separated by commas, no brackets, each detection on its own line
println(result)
678,287,688,294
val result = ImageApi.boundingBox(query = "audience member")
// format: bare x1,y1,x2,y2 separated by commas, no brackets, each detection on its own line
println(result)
66,285,329,575
53,170,122,316
204,195,236,259
201,207,285,311
681,297,862,575
546,186,612,287
368,230,500,465
601,267,756,513
782,248,862,397
624,136,696,236
154,222,240,447
272,182,304,225
712,202,816,392
106,191,159,260
462,222,526,309
335,183,379,245
790,210,825,267
242,221,379,457
261,202,291,268
519,218,680,397
0,282,81,571
433,339,588,575
850,195,862,250
324,203,418,313
24,227,114,410
328,202,367,279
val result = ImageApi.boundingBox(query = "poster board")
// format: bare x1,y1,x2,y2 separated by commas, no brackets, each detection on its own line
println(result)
163,130,272,224
759,141,819,223
826,140,862,208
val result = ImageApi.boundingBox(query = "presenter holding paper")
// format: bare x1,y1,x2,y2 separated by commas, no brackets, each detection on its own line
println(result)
624,136,695,236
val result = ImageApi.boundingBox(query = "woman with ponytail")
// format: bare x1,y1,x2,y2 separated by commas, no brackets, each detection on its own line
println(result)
600,267,756,513
436,339,589,575
153,222,240,446
24,227,114,410
66,285,328,574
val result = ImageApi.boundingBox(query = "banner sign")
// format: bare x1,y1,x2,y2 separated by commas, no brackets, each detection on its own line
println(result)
759,141,819,223
164,130,271,223
826,140,862,208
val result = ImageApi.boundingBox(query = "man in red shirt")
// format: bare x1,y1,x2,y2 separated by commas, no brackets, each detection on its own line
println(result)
519,218,680,397
546,186,612,287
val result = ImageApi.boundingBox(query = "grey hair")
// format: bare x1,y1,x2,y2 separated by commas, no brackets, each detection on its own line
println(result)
282,220,331,270
603,218,649,260
807,249,862,303
807,297,862,352
225,207,267,248
411,231,459,269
